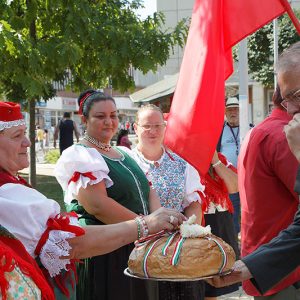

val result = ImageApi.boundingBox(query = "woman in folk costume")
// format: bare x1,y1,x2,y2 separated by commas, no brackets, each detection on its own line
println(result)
129,104,205,300
201,150,239,300
54,90,183,300
0,101,185,300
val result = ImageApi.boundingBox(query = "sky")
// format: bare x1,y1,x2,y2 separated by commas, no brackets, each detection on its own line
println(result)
135,0,157,19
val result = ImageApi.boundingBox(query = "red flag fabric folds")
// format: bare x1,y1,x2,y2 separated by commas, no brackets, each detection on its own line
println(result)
164,0,300,175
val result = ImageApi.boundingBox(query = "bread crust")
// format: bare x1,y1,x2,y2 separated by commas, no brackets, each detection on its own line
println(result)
128,234,235,279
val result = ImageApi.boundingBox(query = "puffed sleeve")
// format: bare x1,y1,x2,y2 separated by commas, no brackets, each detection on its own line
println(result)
54,145,113,204
182,163,205,209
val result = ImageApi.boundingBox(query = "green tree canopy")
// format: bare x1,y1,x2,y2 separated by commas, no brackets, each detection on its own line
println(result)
0,0,187,100
0,0,187,186
246,10,300,88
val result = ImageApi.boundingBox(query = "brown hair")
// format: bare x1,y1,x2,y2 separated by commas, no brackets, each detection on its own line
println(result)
272,84,283,108
135,104,163,124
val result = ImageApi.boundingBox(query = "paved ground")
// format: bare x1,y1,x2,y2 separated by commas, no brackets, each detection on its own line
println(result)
21,162,56,176
219,287,253,299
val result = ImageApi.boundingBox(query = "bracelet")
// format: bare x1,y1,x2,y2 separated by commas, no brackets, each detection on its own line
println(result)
134,217,142,240
212,160,222,168
139,215,149,238
135,215,149,239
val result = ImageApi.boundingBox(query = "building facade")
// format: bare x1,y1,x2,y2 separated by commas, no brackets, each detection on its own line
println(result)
35,91,137,136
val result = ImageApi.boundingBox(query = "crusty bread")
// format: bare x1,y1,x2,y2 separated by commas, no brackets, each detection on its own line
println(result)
128,234,235,279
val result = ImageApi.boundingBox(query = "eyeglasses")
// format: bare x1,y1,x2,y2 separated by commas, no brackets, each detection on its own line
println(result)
137,123,166,131
281,89,300,110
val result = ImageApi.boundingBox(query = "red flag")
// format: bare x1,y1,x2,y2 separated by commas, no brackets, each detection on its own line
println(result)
164,0,300,175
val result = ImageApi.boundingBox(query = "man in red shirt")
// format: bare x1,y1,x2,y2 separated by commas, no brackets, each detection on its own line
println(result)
207,41,300,298
239,86,300,299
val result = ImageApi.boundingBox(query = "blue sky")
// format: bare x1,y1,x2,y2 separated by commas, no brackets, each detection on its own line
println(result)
136,0,157,19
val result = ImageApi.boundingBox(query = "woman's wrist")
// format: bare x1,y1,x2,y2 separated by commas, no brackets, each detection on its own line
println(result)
212,160,222,168
134,215,149,239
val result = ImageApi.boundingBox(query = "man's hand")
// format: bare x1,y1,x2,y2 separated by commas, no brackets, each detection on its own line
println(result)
284,113,300,163
206,260,252,287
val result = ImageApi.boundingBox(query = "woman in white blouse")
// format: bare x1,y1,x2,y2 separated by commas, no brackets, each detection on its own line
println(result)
130,104,205,300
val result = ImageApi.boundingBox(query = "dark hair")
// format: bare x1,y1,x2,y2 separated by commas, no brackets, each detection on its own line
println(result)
116,129,129,146
77,89,116,117
63,112,71,118
272,84,283,107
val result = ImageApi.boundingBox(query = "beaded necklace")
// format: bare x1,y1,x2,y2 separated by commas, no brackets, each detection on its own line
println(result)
84,134,111,152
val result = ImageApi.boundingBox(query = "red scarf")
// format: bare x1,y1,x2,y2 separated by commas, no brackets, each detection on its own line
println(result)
200,153,235,214
0,169,31,188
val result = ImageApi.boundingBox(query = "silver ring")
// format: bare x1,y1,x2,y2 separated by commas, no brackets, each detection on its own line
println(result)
169,215,175,224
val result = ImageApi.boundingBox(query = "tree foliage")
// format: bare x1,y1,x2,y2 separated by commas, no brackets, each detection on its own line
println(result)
245,11,300,88
0,0,188,186
0,0,188,100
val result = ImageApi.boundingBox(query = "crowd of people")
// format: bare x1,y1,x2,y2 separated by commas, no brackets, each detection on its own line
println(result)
1,41,300,300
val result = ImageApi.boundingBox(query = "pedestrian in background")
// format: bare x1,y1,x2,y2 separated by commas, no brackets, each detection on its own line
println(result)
36,125,44,151
116,129,132,149
217,97,251,236
53,112,80,154
43,128,49,148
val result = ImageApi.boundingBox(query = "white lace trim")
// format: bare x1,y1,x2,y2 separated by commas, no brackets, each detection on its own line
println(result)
40,230,75,277
0,119,25,131
39,217,80,277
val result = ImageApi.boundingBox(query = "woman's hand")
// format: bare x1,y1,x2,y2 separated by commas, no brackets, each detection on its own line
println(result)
144,207,187,233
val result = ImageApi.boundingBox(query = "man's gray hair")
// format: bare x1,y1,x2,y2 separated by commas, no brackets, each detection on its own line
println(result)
276,41,300,74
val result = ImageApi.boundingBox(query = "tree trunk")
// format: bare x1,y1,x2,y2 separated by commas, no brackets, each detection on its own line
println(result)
29,99,36,187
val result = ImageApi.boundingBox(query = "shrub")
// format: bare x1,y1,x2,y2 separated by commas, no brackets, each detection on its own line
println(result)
44,149,60,164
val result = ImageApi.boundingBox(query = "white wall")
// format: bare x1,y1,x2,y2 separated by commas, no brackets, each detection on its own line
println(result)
134,0,193,87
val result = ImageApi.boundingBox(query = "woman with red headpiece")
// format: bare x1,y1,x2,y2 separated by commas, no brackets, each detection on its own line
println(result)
54,90,181,300
0,101,185,299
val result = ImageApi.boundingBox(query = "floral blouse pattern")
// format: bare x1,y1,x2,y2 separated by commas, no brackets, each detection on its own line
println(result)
147,152,186,211
1,265,41,300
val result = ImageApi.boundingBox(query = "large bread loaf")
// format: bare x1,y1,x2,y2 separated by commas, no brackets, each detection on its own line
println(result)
128,232,235,279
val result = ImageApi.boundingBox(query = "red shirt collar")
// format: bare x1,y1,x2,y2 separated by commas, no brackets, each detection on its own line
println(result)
0,169,31,188
270,107,292,122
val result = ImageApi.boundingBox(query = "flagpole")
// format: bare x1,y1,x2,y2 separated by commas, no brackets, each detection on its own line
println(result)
273,19,279,88
238,38,249,143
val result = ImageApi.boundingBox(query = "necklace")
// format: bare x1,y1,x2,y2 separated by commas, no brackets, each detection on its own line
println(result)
84,134,111,152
